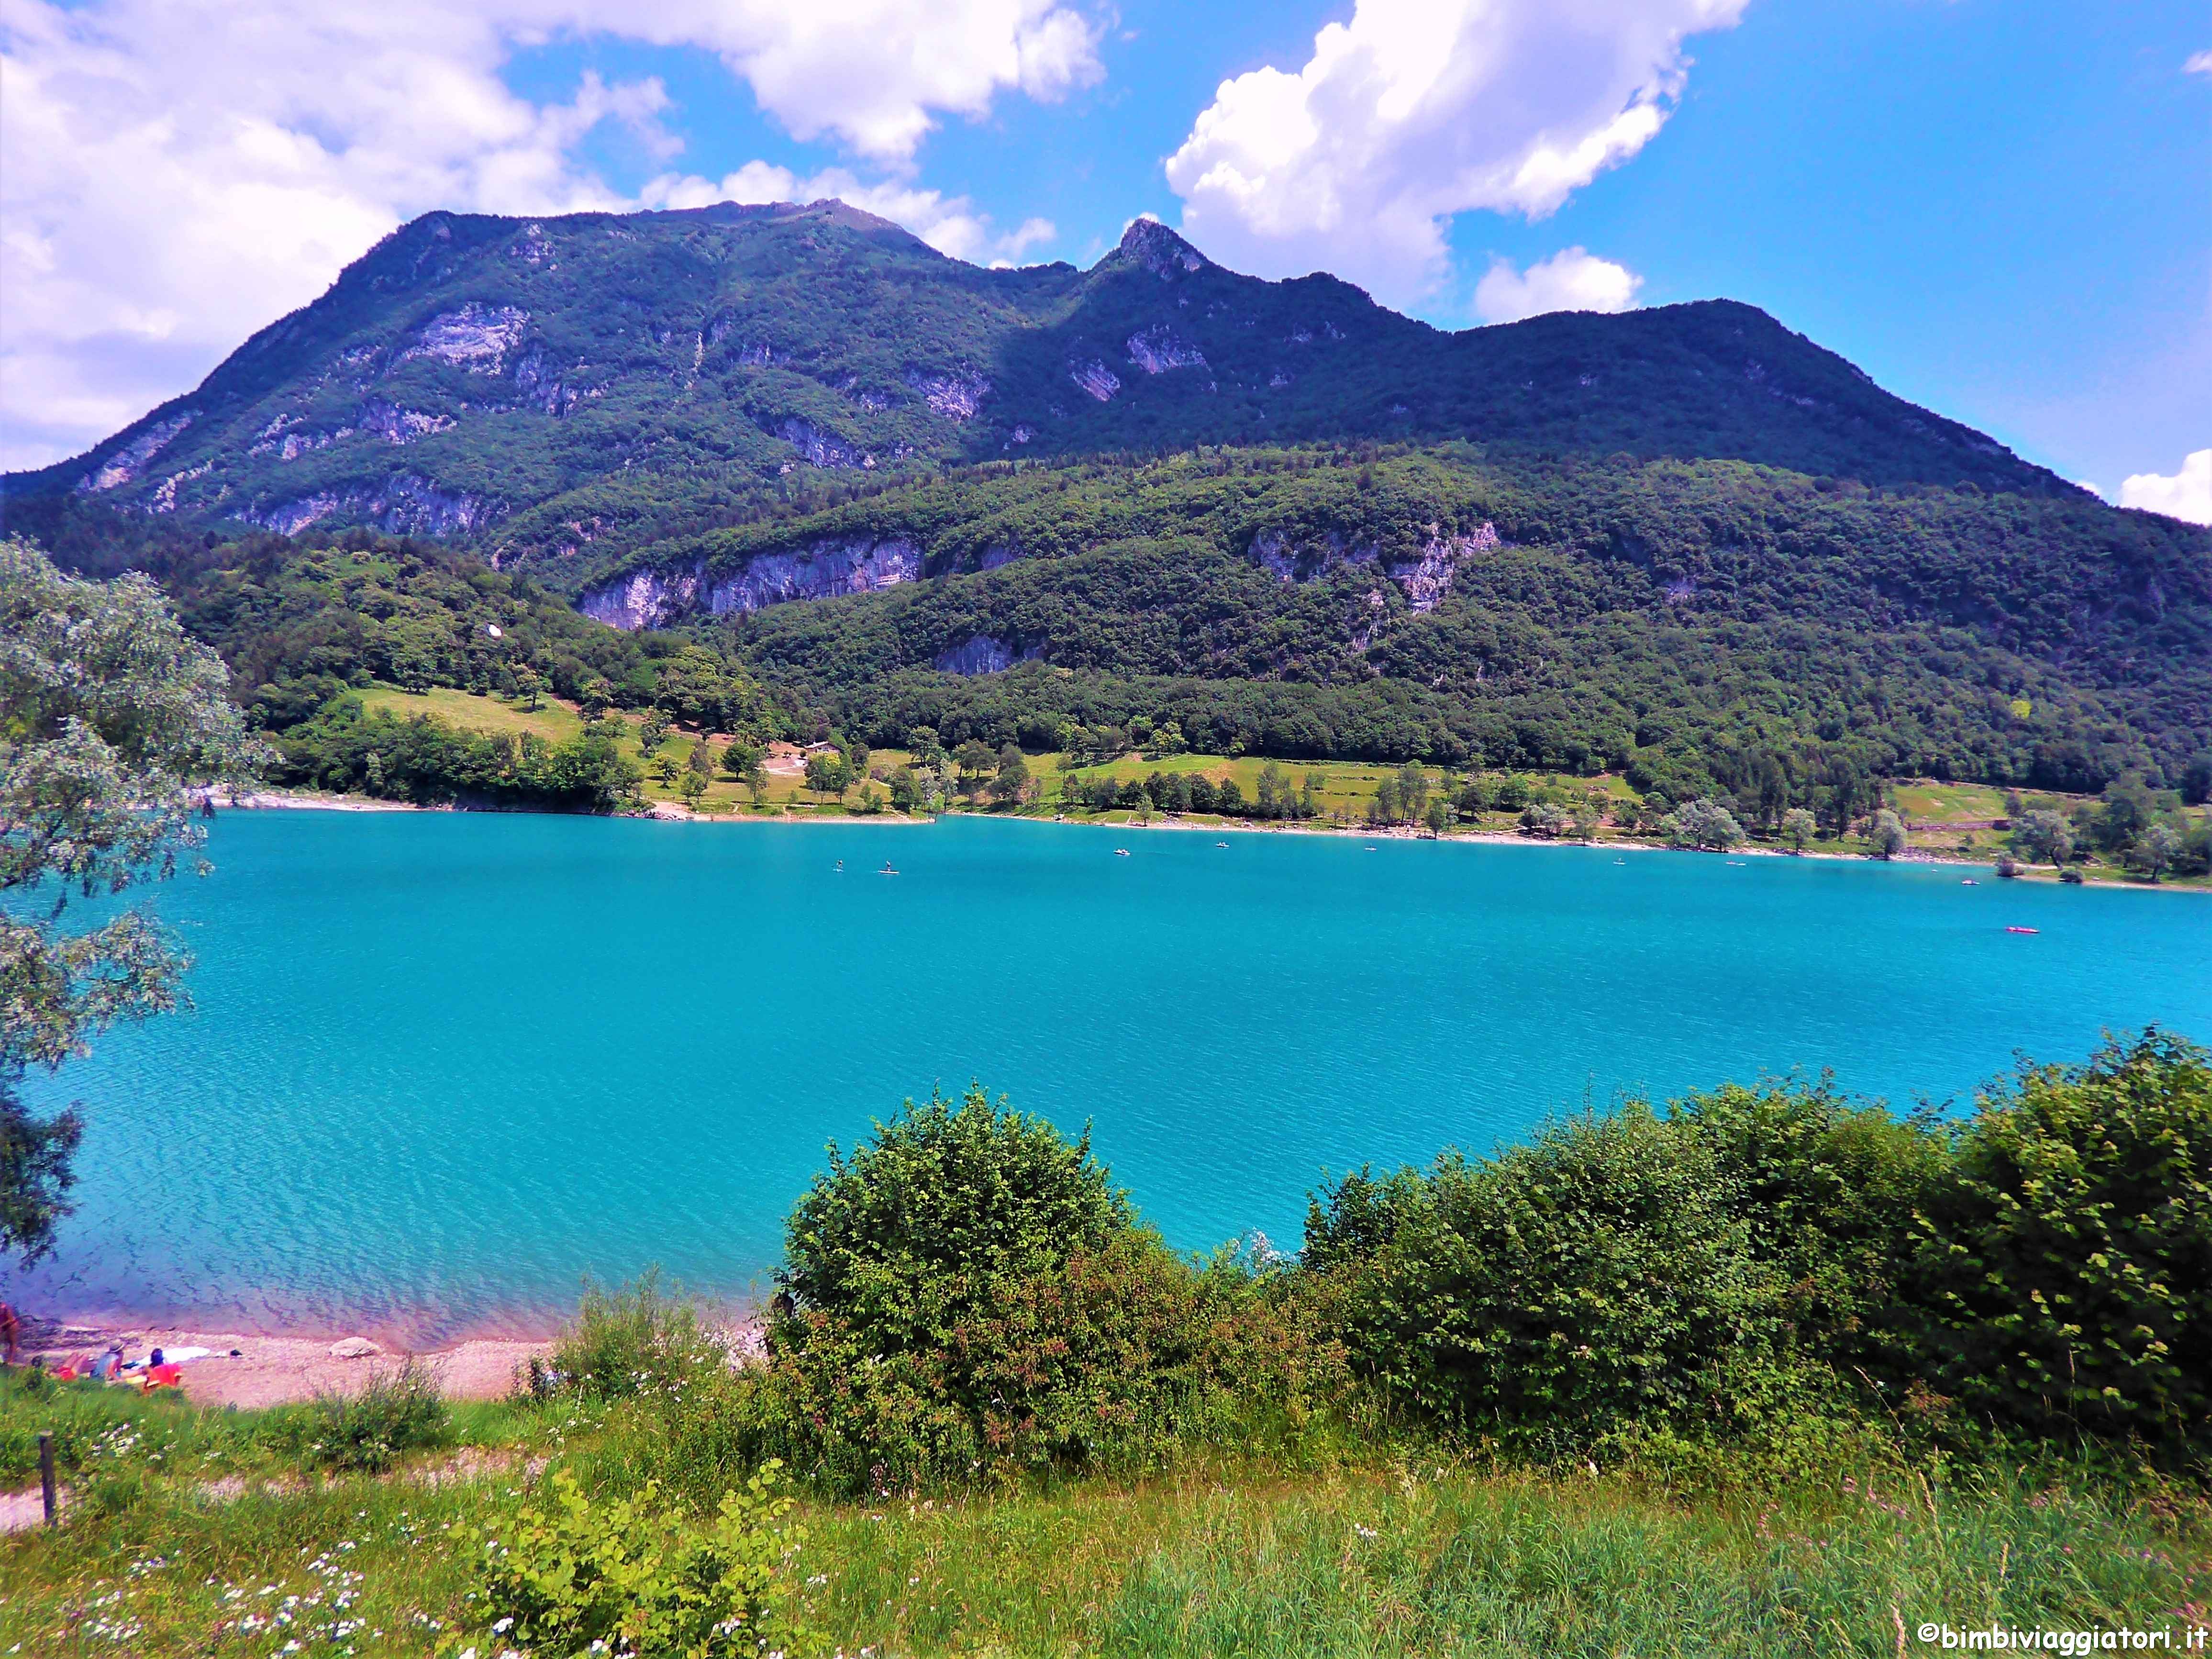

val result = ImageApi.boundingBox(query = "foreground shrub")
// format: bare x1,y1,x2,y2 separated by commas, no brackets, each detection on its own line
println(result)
734,1087,1349,1492
262,1360,450,1472
780,1084,1132,1348
1912,1030,2212,1461
470,1464,816,1658
1307,1108,1791,1448
1667,1076,1946,1357
752,1235,1348,1493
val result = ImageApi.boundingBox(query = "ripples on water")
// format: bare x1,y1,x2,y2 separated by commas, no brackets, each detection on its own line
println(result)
13,811,2209,1342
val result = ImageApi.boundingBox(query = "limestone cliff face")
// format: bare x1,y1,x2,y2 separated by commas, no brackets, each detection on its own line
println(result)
1248,523,1500,612
932,635,1038,675
400,303,530,372
253,472,501,538
578,536,924,630
1068,361,1122,402
75,413,193,492
1126,326,1207,375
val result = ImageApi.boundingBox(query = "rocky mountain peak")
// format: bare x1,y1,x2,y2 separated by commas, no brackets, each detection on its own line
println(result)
1117,217,1207,278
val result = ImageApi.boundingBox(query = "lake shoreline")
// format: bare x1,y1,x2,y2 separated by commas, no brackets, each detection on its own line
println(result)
15,1306,762,1407
222,786,2205,892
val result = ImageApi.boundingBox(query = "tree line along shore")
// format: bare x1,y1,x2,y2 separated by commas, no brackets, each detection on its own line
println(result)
245,677,2212,889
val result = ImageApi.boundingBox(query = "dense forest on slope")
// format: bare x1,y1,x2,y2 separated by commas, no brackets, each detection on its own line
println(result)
10,438,2210,814
27,527,777,806
583,443,2209,800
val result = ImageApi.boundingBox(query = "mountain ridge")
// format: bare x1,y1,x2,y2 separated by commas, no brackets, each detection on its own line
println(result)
5,200,2073,572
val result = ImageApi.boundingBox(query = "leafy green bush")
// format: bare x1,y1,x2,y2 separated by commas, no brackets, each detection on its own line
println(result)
1306,1109,1791,1448
1911,1031,2212,1460
780,1084,1131,1342
1667,1077,1946,1356
470,1464,816,1658
749,1233,1346,1493
726,1086,1348,1492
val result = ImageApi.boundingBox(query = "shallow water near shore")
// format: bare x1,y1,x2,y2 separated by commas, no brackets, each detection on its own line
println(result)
11,810,2209,1343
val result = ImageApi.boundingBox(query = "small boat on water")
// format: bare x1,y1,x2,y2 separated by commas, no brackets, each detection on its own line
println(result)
1961,878,1979,886
1215,841,1228,848
1113,848,1131,857
2005,925,2039,935
879,862,899,876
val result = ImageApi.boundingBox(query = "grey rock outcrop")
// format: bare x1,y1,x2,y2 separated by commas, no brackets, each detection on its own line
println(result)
1249,523,1500,612
77,413,193,492
254,472,501,537
1069,361,1122,402
933,635,1029,675
400,303,529,373
1126,326,1207,374
906,370,990,420
579,537,925,630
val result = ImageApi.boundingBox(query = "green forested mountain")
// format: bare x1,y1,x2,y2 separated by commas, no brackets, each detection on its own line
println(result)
4,199,2206,805
7,201,2066,569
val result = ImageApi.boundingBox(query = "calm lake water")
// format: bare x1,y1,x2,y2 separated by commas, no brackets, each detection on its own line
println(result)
11,811,2210,1341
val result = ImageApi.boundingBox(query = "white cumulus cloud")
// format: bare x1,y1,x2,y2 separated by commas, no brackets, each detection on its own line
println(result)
1472,247,1641,323
0,0,1099,469
640,163,1056,267
1163,0,1744,310
2118,450,2212,525
2184,49,2212,77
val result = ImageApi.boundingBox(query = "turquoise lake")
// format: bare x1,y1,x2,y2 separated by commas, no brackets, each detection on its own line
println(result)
11,810,2210,1342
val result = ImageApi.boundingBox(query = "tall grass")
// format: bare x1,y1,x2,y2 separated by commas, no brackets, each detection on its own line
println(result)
796,1463,2206,1658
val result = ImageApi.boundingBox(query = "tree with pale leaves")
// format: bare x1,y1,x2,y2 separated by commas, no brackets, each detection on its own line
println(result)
2011,810,2074,869
2131,823,2181,883
1,538,266,1261
1662,797,1745,852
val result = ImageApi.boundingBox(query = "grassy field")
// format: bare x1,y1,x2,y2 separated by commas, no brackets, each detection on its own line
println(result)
355,684,591,745
1,1374,2202,1658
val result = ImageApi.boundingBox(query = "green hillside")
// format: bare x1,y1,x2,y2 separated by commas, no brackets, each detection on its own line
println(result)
607,444,2210,799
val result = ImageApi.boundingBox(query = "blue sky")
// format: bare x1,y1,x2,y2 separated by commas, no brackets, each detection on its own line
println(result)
5,0,2206,507
507,0,2210,495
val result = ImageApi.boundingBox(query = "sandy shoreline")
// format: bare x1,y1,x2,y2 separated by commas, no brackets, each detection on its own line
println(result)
20,1320,556,1408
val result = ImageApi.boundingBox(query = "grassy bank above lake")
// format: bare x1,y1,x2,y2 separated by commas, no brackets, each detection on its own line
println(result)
2,1381,2201,1658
